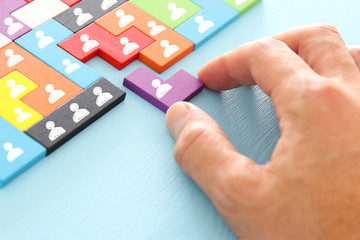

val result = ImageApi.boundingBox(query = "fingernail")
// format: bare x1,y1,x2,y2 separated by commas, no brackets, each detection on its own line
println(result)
166,102,191,140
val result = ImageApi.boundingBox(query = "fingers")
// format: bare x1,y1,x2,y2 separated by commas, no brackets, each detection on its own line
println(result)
348,45,360,70
198,37,315,104
273,24,359,80
166,102,264,207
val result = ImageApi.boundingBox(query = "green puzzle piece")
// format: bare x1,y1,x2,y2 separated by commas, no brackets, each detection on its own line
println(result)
130,0,202,29
222,0,261,15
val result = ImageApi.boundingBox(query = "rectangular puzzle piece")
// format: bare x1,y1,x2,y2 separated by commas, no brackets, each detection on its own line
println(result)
124,66,203,112
26,78,126,155
0,116,46,188
15,19,102,89
0,33,12,48
54,0,128,33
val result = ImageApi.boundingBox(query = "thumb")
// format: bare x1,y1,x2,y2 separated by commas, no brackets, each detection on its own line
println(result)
166,102,264,209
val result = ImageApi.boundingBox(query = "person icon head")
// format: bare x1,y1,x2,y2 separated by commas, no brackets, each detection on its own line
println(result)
80,34,89,43
62,59,71,66
147,21,156,28
168,3,177,11
45,84,55,93
120,37,129,46
116,9,125,18
70,103,79,112
152,79,161,88
35,30,45,39
3,142,13,152
4,17,14,26
5,49,14,57
93,87,103,96
160,40,169,48
195,16,204,24
7,79,16,88
46,121,55,130
14,107,22,115
74,8,83,16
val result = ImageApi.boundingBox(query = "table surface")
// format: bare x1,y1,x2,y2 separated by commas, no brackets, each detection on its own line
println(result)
1,0,359,239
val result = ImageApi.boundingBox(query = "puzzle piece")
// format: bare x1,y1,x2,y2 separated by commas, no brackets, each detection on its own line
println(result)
0,1,31,40
0,42,82,116
0,33,12,48
0,72,43,131
175,0,238,49
0,117,46,188
130,0,202,29
16,19,101,89
96,2,194,73
58,23,154,70
11,0,69,29
124,66,203,112
54,0,127,33
26,78,126,155
222,0,261,15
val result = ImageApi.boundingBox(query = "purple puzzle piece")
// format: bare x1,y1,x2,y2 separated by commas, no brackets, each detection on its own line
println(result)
124,66,204,113
0,0,30,40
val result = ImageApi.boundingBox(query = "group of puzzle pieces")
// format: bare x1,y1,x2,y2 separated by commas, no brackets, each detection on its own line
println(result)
0,0,259,187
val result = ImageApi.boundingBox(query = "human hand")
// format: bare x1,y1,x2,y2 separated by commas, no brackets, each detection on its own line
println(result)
165,24,360,240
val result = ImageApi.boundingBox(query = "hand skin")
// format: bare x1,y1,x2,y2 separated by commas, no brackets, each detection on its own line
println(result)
165,24,360,240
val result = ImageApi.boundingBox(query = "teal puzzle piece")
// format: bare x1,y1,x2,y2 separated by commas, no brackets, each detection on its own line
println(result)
0,117,46,188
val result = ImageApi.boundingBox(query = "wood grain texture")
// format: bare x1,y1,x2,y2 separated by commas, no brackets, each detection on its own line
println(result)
1,0,359,239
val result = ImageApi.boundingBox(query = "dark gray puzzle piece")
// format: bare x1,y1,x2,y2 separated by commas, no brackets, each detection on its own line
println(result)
54,0,128,33
25,78,126,155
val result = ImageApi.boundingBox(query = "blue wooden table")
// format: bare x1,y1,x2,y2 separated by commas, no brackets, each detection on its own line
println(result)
1,0,359,239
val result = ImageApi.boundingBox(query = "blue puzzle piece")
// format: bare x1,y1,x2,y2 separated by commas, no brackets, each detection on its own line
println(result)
0,117,46,188
15,19,101,89
175,0,238,49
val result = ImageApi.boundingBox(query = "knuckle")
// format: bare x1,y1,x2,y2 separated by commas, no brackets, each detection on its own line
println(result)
306,79,345,99
307,23,340,39
254,37,285,50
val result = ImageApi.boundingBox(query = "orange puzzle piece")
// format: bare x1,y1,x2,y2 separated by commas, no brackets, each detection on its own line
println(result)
95,1,194,73
0,42,82,117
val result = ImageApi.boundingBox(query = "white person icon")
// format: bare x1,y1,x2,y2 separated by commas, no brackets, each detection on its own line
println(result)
70,103,90,123
3,142,24,162
5,49,24,67
93,87,113,107
4,17,23,36
74,8,93,26
7,79,26,99
46,121,66,141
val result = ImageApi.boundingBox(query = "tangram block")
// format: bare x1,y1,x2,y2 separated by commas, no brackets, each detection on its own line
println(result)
16,19,101,89
124,66,203,112
96,2,194,73
0,1,31,40
0,42,82,116
59,23,154,70
54,0,127,33
0,33,12,49
0,71,43,131
175,0,238,49
130,0,201,29
11,0,69,29
0,117,46,188
222,0,261,15
26,78,126,155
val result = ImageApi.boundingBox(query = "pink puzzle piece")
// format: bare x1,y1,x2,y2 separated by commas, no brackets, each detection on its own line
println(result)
124,66,204,112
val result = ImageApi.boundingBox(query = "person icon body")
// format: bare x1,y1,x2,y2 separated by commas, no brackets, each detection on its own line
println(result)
3,142,24,162
147,21,166,36
116,10,135,28
152,79,172,99
101,0,118,10
46,121,66,141
235,0,246,5
168,3,187,21
195,16,214,34
74,8,93,26
5,49,24,67
14,108,32,123
62,59,80,74
4,17,23,36
160,40,179,58
70,103,90,123
35,30,54,49
7,79,26,99
45,84,65,104
93,87,113,107
81,34,99,53
120,37,139,55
